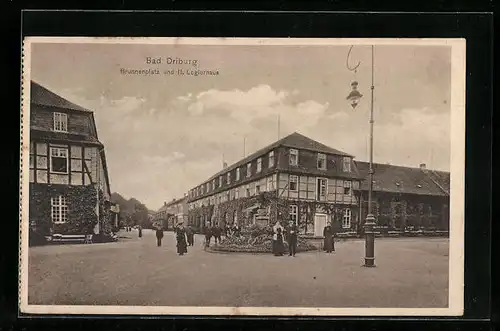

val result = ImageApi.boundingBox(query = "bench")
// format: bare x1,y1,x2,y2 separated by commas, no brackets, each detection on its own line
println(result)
50,234,93,244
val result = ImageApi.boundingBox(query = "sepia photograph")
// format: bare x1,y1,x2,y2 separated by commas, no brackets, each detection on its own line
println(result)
19,37,465,316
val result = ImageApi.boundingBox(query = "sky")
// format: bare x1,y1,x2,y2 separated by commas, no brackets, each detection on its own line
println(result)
30,41,452,210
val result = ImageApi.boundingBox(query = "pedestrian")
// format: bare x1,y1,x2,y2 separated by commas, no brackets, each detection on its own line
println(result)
233,223,240,237
175,222,188,256
155,226,164,247
138,225,142,238
273,227,285,256
287,222,298,257
323,224,334,253
204,223,212,248
186,225,194,246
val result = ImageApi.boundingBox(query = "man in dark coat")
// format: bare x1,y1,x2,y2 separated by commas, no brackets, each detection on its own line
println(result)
155,227,164,247
138,225,143,238
323,224,334,253
186,225,194,246
287,223,298,257
175,223,188,255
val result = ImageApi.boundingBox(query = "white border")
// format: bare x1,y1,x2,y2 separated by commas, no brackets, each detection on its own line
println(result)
19,37,466,316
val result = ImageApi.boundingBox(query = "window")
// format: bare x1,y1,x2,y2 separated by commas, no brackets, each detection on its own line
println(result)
51,195,68,224
50,147,68,173
245,185,250,197
257,158,262,173
29,142,34,168
317,153,327,170
289,175,298,191
342,157,351,172
212,179,216,191
206,183,210,192
317,178,327,201
255,185,261,194
246,163,251,177
342,209,352,229
267,175,276,191
289,205,298,225
236,168,240,181
219,176,223,187
344,181,351,195
289,149,298,166
53,112,68,132
269,151,275,167
235,188,240,199
227,172,231,184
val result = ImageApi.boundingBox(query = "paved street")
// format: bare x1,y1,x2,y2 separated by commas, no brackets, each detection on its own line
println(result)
28,229,449,308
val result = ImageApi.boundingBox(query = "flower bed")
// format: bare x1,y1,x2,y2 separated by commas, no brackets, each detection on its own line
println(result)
211,225,317,253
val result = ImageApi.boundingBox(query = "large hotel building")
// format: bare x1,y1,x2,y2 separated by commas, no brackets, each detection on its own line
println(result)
186,132,364,237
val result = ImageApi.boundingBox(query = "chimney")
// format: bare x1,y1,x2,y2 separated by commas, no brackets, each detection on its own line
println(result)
164,201,166,206
223,161,228,169
419,163,426,170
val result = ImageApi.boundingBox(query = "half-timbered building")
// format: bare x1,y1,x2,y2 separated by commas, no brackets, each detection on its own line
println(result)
186,132,364,236
28,81,116,239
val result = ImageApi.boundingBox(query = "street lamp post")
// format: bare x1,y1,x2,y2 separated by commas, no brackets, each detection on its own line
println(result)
346,45,376,267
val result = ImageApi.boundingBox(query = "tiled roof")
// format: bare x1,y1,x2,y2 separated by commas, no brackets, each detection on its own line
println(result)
355,161,449,196
206,132,352,182
31,81,91,112
426,170,450,194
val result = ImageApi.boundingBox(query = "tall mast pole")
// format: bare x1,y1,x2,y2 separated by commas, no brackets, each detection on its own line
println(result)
364,44,376,267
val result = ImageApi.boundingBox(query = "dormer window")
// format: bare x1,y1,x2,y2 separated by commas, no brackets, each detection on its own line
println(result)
219,176,222,187
342,157,351,172
257,158,262,173
289,149,298,166
227,172,231,184
53,112,68,132
269,151,275,167
247,163,251,177
317,153,327,170
236,167,240,181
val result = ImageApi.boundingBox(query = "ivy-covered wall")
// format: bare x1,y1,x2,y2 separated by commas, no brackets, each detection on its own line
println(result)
29,183,113,236
358,191,449,231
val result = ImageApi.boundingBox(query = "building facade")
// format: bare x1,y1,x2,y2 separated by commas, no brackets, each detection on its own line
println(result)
28,81,116,238
154,196,188,230
186,132,364,236
354,162,450,233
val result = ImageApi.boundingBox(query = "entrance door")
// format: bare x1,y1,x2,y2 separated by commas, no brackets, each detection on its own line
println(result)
314,213,328,237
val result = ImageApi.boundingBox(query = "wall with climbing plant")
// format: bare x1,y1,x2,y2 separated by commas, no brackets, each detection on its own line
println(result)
187,189,359,235
357,191,449,231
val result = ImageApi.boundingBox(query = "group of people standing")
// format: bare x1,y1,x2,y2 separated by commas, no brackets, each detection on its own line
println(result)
153,222,195,256
271,221,336,256
149,220,336,256
203,223,241,248
271,221,298,257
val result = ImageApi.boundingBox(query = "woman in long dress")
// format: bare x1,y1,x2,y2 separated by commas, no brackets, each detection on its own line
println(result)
175,223,188,255
273,227,285,256
323,224,334,253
